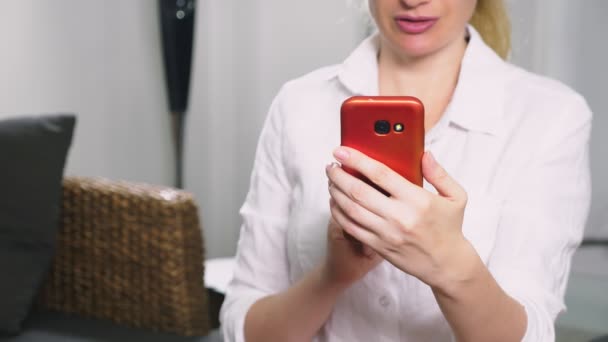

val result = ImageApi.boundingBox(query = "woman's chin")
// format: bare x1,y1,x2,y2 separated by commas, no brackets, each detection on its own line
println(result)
379,31,439,59
392,41,439,60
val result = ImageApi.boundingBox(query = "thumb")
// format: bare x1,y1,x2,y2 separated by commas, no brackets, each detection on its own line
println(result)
422,152,466,202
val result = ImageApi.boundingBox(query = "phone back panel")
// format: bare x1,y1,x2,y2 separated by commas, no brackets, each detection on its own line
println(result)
340,96,425,188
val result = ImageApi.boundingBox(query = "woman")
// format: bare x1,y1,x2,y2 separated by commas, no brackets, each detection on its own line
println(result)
221,0,592,341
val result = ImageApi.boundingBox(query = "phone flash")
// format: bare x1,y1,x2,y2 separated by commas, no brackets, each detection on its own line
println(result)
394,123,404,132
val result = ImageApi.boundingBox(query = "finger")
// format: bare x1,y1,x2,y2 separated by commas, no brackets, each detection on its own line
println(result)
421,152,467,203
326,161,395,218
333,146,420,200
330,199,382,252
329,198,366,252
329,179,386,233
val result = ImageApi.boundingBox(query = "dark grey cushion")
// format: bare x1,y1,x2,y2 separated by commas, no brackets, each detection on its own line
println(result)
0,311,223,342
0,114,76,335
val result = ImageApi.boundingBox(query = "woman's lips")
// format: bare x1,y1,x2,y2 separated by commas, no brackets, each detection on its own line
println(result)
394,16,438,34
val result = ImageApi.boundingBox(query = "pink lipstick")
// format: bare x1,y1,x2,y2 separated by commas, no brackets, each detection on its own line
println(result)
395,15,438,34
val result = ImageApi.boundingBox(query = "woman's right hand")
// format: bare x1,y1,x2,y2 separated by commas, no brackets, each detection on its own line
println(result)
322,200,383,290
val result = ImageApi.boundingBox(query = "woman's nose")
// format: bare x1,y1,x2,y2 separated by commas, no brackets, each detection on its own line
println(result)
400,0,430,9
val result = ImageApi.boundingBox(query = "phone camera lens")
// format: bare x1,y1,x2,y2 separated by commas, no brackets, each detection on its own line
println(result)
374,120,391,135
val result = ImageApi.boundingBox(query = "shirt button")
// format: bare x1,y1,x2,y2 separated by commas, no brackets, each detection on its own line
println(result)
379,295,390,307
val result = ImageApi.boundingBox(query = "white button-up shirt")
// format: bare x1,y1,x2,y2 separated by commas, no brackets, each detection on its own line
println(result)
220,27,592,342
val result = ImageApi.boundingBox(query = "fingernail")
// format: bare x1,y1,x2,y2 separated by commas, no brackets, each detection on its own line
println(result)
333,148,350,161
326,162,338,172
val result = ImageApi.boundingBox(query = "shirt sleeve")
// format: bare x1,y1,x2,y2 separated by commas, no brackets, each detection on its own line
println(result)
488,95,593,341
220,88,293,342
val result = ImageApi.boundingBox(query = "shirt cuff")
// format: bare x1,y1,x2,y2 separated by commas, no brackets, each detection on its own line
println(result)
220,290,266,342
503,283,564,342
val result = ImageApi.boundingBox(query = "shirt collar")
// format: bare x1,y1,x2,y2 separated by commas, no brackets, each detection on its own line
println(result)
335,25,507,137
448,25,507,136
336,34,381,96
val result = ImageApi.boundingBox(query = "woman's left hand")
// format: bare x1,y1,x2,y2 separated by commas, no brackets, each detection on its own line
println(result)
326,146,479,294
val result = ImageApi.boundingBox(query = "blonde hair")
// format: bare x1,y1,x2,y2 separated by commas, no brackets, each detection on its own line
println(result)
469,0,511,59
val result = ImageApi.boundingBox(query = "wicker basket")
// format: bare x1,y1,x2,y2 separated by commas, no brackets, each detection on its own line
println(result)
37,177,210,336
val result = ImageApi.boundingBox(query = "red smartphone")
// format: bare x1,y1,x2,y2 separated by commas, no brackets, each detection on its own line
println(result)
340,96,425,193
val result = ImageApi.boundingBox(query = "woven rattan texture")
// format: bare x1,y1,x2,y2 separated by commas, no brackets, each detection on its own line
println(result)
37,177,210,336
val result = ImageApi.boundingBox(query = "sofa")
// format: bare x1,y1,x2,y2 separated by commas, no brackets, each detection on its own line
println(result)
2,176,223,342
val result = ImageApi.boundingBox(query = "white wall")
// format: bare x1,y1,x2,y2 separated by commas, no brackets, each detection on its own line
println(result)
0,0,366,258
185,1,366,257
0,0,174,185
